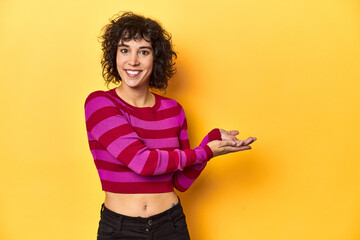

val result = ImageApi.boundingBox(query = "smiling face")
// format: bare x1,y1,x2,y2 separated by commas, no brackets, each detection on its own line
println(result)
116,37,154,89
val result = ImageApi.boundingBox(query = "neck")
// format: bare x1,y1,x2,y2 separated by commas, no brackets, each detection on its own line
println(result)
116,84,154,107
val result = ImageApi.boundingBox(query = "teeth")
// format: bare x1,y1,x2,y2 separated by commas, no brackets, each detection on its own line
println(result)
126,70,140,75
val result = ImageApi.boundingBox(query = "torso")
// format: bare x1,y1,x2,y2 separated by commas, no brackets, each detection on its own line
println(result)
104,191,179,217
104,87,179,217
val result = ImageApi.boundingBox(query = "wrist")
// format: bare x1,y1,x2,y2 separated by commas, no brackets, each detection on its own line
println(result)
208,128,222,141
203,144,214,160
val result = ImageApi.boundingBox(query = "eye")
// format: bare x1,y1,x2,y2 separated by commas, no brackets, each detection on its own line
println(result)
120,49,128,53
140,50,150,55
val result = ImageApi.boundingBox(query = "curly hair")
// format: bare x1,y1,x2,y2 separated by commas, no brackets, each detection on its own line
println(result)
99,11,177,90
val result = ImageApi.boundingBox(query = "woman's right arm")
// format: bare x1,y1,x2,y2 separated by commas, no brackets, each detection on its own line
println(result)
84,91,214,177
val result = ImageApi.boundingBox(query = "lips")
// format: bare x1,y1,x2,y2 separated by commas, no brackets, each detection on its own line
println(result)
125,69,142,77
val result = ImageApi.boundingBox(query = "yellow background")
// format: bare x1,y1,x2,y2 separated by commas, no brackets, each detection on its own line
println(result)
1,0,359,239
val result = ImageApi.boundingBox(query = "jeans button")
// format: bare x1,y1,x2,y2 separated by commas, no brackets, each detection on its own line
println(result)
148,219,152,225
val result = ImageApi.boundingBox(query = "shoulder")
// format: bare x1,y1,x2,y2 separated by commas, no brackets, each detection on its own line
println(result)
154,93,185,112
84,89,117,108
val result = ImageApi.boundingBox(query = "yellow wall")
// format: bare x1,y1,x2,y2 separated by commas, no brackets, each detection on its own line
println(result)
1,0,359,239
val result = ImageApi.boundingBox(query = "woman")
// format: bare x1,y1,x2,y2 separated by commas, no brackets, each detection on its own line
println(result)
84,11,256,240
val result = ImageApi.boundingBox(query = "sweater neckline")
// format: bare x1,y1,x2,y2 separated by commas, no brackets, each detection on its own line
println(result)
109,87,160,111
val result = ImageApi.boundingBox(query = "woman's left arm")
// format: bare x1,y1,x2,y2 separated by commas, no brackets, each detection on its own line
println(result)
173,106,222,192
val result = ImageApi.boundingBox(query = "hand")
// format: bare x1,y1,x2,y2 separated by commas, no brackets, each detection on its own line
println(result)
209,129,257,157
220,129,240,141
219,129,257,146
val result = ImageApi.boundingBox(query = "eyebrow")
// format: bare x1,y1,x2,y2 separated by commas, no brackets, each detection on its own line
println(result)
118,44,153,50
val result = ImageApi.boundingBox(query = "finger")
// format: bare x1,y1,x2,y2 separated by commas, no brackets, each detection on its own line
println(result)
246,137,257,145
235,140,244,147
231,136,240,141
226,130,239,136
244,137,254,145
223,145,251,152
220,140,237,147
223,139,248,147
238,145,251,151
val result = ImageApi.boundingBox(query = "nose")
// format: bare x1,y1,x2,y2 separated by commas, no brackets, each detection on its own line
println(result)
128,52,140,66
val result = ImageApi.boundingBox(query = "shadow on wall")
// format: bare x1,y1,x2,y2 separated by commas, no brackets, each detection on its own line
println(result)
151,49,191,99
158,52,272,239
179,152,271,239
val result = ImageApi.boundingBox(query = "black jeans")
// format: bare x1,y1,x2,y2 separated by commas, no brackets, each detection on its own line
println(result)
97,198,191,240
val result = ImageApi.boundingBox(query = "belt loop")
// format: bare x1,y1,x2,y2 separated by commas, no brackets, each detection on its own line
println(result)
167,211,173,225
100,203,105,217
175,196,182,212
167,204,174,223
177,196,181,207
118,215,123,231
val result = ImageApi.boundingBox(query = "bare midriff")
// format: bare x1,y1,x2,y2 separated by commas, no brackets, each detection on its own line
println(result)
104,191,179,218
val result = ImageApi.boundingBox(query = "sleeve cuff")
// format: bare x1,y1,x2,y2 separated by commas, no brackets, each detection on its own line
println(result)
208,128,222,141
203,144,214,160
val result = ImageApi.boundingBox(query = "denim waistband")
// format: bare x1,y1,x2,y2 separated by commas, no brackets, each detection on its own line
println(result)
100,197,183,225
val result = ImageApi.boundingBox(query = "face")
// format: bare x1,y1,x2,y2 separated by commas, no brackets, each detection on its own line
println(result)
116,37,154,89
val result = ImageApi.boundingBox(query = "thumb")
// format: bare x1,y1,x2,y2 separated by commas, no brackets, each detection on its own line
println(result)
227,130,239,136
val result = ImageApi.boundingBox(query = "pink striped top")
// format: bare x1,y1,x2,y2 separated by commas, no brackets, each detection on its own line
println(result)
84,88,222,193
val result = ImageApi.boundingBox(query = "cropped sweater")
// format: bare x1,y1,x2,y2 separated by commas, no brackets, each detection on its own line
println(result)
84,88,222,193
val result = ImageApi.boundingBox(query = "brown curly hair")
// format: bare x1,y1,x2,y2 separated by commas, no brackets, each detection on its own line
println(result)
99,11,177,90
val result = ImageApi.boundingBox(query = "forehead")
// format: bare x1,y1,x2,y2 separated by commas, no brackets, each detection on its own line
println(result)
118,37,152,47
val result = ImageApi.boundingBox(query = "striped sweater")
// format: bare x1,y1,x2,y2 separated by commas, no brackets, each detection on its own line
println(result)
84,88,222,193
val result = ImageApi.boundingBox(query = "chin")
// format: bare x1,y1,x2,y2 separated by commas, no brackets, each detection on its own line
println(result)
122,78,150,89
122,81,144,89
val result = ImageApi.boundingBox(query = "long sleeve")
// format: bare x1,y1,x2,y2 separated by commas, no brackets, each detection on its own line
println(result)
85,92,214,177
173,105,222,192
